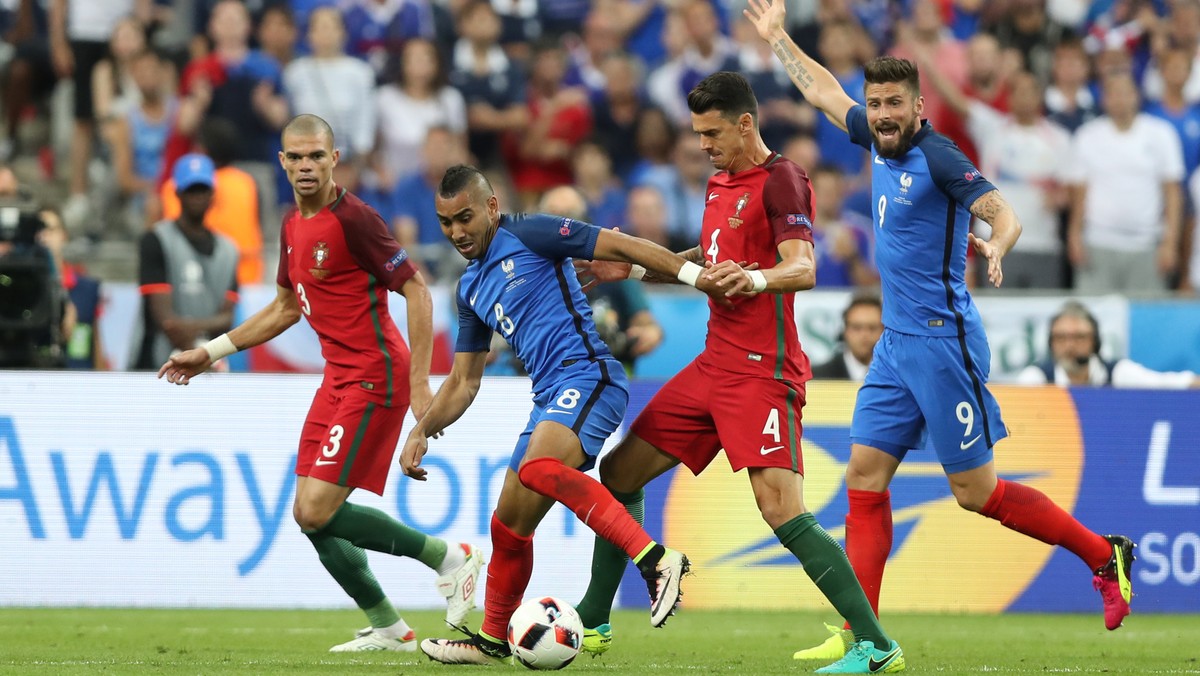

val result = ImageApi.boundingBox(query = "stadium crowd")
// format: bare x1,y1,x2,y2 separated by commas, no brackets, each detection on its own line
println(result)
2,0,1198,309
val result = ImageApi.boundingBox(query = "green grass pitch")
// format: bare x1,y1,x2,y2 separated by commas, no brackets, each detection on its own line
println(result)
0,608,1196,674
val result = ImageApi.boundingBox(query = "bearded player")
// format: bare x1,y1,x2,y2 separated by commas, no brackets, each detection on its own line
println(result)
159,114,483,652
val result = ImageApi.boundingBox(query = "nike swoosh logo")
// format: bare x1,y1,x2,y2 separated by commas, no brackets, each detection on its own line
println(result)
868,646,902,672
707,192,718,201
314,458,336,466
960,435,982,450
545,408,572,415
469,293,478,306
287,246,293,254
874,156,886,165
759,445,785,455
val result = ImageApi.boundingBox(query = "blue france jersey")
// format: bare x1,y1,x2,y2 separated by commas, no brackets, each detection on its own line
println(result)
455,213,617,394
846,105,996,336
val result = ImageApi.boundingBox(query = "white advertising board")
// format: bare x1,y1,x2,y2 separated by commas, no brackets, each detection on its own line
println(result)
0,373,607,608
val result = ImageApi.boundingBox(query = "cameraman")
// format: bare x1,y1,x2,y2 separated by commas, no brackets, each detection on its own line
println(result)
0,165,69,367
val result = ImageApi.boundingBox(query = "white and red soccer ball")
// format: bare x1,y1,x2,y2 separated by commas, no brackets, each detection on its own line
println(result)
507,596,583,670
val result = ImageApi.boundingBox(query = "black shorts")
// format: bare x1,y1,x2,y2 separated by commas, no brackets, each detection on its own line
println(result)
70,39,109,120
9,39,57,98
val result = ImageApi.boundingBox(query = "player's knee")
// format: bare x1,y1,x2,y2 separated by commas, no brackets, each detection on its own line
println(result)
950,487,988,513
597,452,632,493
293,501,335,531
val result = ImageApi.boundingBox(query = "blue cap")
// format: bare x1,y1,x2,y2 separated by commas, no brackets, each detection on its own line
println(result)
173,153,215,191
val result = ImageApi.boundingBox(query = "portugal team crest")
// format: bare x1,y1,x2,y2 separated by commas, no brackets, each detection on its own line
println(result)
728,192,752,228
310,241,331,279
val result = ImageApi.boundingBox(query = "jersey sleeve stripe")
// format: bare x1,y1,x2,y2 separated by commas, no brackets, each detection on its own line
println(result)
139,283,171,295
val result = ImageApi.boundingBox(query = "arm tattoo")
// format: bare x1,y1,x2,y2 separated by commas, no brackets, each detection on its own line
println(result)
642,246,704,284
969,190,1008,224
771,39,815,90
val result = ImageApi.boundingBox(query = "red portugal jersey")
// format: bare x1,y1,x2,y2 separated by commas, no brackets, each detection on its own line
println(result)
277,188,418,406
697,152,815,383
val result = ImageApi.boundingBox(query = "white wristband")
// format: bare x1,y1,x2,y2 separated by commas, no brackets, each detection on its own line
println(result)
202,333,238,362
676,261,703,287
628,264,647,280
748,270,768,293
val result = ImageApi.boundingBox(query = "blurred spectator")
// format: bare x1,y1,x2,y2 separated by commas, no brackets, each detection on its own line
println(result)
108,47,177,234
812,20,867,182
449,0,527,169
389,125,468,281
810,164,876,289
284,6,376,190
257,4,297,68
1189,166,1200,291
172,0,289,229
502,38,592,210
781,132,821,171
991,0,1074,83
667,0,738,126
564,7,623,93
540,0,591,39
133,153,237,371
1,0,53,161
1017,300,1200,387
627,106,677,186
1045,36,1100,132
1143,0,1200,103
161,120,263,286
51,0,142,232
340,0,436,79
637,133,713,252
646,8,692,124
90,16,146,126
623,184,669,245
731,16,810,151
962,33,1013,113
373,37,465,192
811,292,883,381
38,207,104,369
1143,47,1200,178
892,0,974,162
570,139,626,231
1067,72,1183,292
539,185,663,375
589,52,645,178
921,65,1073,289
492,0,541,60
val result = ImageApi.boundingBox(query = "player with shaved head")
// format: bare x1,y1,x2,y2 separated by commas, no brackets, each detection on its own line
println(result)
159,114,484,652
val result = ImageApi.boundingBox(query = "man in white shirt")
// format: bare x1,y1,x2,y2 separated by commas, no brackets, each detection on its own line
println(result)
1017,301,1199,388
1066,72,1184,293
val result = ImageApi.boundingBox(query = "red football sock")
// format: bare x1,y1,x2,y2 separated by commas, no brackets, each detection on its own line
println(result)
980,479,1113,571
480,512,533,641
845,488,892,622
518,456,653,560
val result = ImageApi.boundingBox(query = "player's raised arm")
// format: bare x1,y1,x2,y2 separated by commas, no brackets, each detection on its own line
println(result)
744,0,857,132
968,189,1023,288
399,350,487,480
158,284,302,384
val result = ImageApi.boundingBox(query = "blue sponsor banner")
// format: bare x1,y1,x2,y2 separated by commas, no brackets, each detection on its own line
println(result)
621,382,1199,613
1010,389,1200,613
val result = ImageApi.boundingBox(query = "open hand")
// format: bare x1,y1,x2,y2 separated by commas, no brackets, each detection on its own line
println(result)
968,232,1004,288
157,347,213,385
573,258,631,292
744,0,787,42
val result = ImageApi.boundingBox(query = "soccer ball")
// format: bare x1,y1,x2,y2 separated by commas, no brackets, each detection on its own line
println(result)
507,596,583,670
